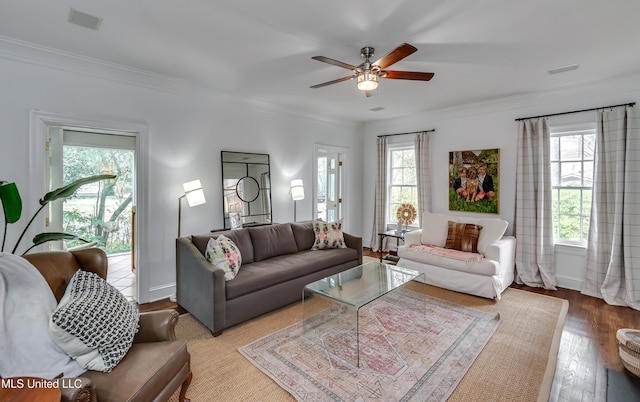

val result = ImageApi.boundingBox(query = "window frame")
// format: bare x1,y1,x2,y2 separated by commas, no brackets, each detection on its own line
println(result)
549,123,596,247
386,144,419,229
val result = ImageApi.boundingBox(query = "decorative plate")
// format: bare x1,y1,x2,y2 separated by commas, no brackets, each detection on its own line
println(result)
396,203,417,226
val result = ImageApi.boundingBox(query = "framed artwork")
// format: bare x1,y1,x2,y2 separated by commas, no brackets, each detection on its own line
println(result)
449,148,500,214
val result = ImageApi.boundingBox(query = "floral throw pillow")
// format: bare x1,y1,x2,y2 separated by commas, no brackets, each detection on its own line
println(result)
312,220,347,250
205,235,242,280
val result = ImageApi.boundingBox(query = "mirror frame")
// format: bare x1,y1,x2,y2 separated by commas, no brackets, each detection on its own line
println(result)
221,151,272,229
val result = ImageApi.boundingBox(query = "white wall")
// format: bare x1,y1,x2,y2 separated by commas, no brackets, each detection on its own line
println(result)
0,47,364,303
362,74,640,290
3,39,639,299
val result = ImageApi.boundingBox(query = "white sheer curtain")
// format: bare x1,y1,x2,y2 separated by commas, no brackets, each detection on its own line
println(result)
414,132,432,227
514,118,557,289
370,136,388,251
582,105,640,310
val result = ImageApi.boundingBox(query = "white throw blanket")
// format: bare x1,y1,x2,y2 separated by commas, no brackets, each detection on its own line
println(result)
0,252,84,378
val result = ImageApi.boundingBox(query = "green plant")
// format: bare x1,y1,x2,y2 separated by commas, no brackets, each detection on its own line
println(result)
0,174,116,255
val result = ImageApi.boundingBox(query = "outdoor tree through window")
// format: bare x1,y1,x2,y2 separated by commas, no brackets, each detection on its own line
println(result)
550,126,595,244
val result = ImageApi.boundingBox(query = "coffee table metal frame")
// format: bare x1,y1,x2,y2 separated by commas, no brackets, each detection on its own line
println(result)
302,261,425,367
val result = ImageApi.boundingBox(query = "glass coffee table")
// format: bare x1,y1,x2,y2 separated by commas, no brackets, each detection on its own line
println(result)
302,261,425,367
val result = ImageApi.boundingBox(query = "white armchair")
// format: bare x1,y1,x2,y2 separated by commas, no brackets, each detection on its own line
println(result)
397,212,516,299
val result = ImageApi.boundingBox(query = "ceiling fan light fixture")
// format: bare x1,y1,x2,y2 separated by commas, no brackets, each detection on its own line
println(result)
357,72,379,91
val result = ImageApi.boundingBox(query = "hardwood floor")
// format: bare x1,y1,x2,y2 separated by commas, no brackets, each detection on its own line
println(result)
508,283,640,401
140,248,640,401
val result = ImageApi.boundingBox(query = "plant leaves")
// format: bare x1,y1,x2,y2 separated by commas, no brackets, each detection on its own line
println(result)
31,232,89,247
0,182,22,224
40,174,116,205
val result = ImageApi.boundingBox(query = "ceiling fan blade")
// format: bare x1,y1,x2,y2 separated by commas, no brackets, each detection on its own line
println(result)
382,70,434,81
311,56,357,70
310,75,354,88
373,43,418,69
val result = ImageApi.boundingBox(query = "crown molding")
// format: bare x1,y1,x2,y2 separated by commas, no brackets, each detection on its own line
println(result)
0,35,360,128
0,35,188,92
365,71,640,131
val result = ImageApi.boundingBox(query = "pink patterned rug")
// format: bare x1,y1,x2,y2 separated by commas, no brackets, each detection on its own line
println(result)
238,289,500,401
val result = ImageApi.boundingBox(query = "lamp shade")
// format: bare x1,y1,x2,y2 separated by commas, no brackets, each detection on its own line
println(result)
183,179,202,193
290,179,304,201
183,179,206,207
186,188,206,207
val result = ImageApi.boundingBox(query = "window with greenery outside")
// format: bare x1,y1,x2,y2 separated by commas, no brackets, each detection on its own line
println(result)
550,128,595,245
388,147,419,226
62,146,134,255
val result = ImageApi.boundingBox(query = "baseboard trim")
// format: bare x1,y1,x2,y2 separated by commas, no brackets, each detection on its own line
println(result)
557,275,582,291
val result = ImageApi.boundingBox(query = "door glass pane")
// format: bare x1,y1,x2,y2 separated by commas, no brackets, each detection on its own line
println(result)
328,173,335,202
63,145,134,255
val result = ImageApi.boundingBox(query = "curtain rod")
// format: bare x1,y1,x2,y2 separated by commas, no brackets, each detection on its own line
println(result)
515,102,635,121
377,129,435,138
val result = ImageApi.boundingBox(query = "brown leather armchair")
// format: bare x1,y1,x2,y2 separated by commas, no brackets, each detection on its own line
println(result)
24,248,192,402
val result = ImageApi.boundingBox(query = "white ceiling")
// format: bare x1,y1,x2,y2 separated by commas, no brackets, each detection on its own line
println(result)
2,0,640,123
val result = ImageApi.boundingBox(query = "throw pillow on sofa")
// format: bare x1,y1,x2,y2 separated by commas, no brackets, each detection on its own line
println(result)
206,235,242,280
444,221,483,253
49,270,139,372
312,219,347,250
420,211,508,253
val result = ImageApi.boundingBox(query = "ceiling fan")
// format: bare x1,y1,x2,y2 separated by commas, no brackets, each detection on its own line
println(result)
310,43,434,97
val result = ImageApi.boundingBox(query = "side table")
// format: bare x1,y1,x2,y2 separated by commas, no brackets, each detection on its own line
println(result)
377,230,409,263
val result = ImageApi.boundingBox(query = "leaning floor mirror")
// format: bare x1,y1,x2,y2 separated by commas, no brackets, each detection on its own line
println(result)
221,151,272,229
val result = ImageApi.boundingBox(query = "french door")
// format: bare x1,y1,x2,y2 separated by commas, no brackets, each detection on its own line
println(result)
314,145,346,224
48,128,136,255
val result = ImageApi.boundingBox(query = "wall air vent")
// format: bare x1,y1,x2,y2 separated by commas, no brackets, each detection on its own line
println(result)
68,9,102,30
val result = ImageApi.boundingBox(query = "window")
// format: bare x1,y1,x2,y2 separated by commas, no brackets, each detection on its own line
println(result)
550,125,595,245
388,146,418,226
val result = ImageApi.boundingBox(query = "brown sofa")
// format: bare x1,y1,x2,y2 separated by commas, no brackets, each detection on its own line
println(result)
176,221,362,335
24,249,192,402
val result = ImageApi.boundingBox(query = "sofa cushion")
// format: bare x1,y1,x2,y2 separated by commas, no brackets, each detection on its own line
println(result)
50,270,139,372
192,228,254,264
420,212,451,247
312,220,347,249
397,245,499,276
225,248,358,300
205,235,242,280
291,221,315,251
445,221,482,253
249,223,298,262
456,217,508,254
420,211,508,253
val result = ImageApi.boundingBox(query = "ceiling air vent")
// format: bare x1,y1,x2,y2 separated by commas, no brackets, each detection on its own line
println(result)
369,107,385,112
548,64,579,75
68,9,102,30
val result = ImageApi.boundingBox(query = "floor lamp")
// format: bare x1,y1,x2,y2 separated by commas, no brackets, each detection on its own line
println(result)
290,179,304,222
178,179,206,237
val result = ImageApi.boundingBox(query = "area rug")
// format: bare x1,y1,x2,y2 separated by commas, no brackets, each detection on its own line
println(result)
239,288,500,401
169,285,568,402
